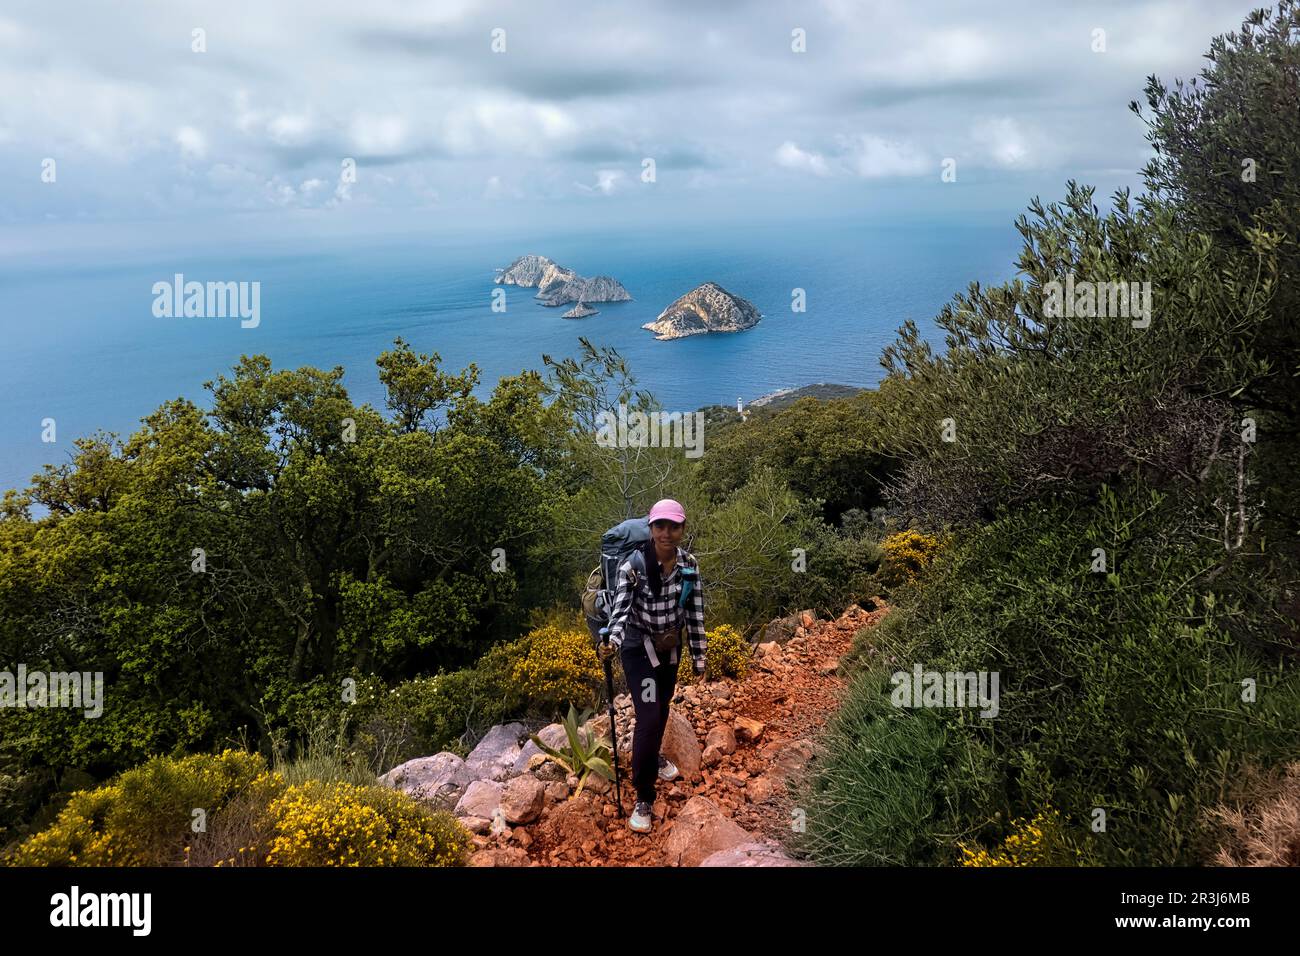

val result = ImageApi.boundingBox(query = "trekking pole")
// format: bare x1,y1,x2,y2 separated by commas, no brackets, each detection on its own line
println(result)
598,626,625,816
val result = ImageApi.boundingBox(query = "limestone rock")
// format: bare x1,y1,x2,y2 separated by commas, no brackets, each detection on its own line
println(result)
660,796,752,867
500,775,546,825
642,282,761,340
699,841,806,867
454,779,503,819
660,711,702,781
762,612,803,645
532,758,568,784
544,781,570,804
494,255,631,305
512,723,570,774
465,722,527,783
377,752,471,811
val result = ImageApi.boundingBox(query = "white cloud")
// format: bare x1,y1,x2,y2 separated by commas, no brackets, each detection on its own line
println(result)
971,117,1033,168
575,169,625,195
268,114,313,147
348,114,407,155
175,126,207,160
774,141,830,177
846,135,930,178
0,0,1261,224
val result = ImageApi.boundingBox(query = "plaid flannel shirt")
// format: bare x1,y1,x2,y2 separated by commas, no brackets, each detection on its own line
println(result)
606,545,707,674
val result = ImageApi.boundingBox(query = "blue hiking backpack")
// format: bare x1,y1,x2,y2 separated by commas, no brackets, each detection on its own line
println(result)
581,515,698,646
582,516,651,645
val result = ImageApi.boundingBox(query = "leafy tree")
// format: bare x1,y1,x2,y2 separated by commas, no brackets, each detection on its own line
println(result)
1132,0,1300,425
697,391,896,525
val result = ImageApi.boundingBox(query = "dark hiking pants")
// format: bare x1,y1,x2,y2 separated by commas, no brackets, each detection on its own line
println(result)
618,628,680,806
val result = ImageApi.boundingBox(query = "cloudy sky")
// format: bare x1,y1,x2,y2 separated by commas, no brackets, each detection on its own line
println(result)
0,0,1261,254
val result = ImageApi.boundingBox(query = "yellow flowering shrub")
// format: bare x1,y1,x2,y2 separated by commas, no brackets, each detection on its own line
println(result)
7,749,271,867
262,779,470,867
958,808,1085,866
504,623,604,714
678,624,750,682
880,530,949,586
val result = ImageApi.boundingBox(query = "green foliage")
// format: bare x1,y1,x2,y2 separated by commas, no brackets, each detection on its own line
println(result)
5,750,274,866
0,342,573,825
691,465,854,629
696,391,897,525
1133,1,1300,424
528,704,614,798
876,181,1277,523
816,486,1300,865
794,666,996,865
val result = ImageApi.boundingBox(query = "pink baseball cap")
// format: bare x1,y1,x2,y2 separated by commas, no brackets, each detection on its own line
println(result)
647,498,687,524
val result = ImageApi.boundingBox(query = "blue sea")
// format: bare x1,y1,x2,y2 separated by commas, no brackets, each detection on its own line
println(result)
0,218,1023,497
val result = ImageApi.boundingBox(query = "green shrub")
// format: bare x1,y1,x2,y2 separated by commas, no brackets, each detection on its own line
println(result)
6,750,272,866
347,621,604,772
818,483,1300,865
793,665,997,865
503,623,604,716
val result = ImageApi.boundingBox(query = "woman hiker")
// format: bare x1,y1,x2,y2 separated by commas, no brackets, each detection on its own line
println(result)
596,498,707,833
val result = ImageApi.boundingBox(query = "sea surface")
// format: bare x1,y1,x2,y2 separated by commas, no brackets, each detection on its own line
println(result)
0,218,1023,496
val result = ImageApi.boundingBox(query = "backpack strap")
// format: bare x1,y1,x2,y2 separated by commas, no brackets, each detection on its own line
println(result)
625,547,647,589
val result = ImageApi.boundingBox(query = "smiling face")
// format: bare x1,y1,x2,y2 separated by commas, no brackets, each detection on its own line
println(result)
650,518,684,554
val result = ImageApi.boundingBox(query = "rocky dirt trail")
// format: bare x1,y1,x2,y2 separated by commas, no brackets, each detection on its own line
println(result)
464,601,889,867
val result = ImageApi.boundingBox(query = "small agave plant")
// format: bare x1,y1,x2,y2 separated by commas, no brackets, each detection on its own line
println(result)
529,703,615,799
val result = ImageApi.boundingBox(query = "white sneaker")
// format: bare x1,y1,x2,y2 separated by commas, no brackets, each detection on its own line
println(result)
657,755,680,781
629,801,653,833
